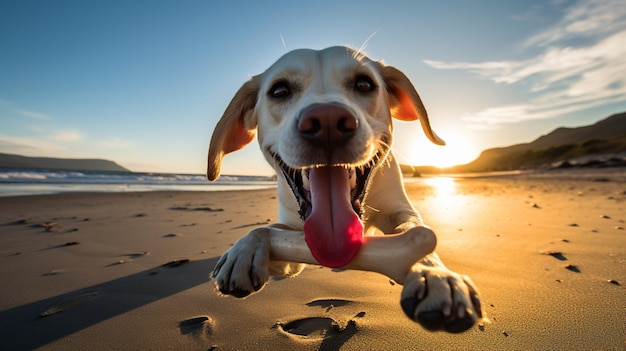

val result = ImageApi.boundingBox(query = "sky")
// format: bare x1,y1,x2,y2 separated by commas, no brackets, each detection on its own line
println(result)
1,0,625,176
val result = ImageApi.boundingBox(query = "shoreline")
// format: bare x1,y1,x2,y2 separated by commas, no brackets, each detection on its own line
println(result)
1,174,624,350
0,182,277,198
2,166,625,198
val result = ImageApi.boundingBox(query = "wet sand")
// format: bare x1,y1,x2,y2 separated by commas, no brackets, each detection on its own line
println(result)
0,171,624,350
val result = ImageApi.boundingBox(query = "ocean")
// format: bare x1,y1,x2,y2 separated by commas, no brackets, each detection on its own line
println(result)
0,168,277,197
1,166,624,198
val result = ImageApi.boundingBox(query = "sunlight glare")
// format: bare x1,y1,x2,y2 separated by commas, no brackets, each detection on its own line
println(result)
394,126,479,168
421,176,467,215
423,177,457,197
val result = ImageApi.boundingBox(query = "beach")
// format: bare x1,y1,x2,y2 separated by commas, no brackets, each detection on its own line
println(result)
1,170,624,350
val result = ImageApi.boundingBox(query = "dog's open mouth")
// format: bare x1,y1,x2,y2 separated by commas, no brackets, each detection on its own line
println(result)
271,151,385,268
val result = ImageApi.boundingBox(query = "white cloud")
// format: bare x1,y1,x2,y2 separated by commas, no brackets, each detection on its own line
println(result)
48,129,83,142
0,98,54,120
14,108,53,120
424,0,626,127
523,0,626,47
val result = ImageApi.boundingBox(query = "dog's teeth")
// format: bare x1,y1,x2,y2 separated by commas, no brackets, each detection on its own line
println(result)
349,169,357,190
302,171,310,191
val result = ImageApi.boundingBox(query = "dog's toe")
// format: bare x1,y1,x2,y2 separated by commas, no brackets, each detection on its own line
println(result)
227,270,267,297
416,310,445,331
216,275,262,298
411,305,476,333
410,304,477,333
211,233,271,298
401,267,483,333
403,303,476,333
228,287,254,298
400,296,419,321
443,308,476,333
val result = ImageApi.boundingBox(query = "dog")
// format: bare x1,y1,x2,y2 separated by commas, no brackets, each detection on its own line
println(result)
207,46,483,333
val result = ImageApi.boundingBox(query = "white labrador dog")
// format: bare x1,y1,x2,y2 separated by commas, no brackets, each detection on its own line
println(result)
208,46,483,332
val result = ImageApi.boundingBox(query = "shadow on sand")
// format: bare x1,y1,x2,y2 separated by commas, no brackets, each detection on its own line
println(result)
0,257,219,350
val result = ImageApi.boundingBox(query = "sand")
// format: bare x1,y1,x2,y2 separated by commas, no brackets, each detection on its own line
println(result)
0,170,624,350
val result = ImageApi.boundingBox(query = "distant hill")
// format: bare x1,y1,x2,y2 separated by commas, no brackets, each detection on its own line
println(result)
402,112,626,174
0,153,130,172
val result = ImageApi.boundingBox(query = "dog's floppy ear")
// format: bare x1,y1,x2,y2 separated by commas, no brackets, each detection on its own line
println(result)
207,75,261,181
380,66,445,146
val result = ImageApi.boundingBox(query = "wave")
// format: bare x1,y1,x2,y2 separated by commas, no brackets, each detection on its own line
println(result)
0,168,277,197
0,168,273,184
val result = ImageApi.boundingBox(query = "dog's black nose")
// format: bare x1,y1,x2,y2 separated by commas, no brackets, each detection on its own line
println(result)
297,104,358,146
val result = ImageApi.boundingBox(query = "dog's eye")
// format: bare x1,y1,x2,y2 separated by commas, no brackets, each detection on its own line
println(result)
354,75,376,93
268,81,291,99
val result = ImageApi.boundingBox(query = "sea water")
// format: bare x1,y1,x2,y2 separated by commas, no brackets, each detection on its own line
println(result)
0,168,277,197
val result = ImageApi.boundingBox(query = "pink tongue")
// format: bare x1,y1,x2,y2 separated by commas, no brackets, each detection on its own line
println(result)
303,166,364,268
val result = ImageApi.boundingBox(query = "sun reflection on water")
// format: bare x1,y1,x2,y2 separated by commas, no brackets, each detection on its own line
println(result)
423,176,457,197
417,176,469,226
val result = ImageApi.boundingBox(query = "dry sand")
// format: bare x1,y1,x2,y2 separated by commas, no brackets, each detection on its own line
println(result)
0,170,624,350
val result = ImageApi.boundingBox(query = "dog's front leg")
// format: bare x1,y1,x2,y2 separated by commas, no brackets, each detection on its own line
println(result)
373,211,484,332
212,226,305,298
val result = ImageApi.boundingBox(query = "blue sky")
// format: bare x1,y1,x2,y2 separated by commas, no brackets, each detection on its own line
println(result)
1,0,625,175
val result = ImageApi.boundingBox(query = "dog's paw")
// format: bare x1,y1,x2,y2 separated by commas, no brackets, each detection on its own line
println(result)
400,265,483,333
211,228,271,298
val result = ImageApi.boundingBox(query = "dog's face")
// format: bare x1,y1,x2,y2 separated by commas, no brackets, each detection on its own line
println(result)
255,47,392,170
208,46,444,267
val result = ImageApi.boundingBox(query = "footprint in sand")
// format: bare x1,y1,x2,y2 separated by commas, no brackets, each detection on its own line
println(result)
275,298,362,343
306,298,352,312
275,317,358,341
179,315,215,338
540,250,568,261
40,291,98,317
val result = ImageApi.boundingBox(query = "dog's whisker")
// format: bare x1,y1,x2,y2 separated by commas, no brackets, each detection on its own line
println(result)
365,204,380,213
356,29,379,57
279,34,288,52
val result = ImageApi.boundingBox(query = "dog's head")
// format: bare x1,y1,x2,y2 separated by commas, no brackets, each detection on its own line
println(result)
208,46,444,267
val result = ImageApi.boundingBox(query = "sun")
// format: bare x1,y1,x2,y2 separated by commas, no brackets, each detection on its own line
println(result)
393,127,479,168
